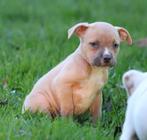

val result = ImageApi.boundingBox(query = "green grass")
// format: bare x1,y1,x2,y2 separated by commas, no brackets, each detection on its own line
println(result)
0,0,147,139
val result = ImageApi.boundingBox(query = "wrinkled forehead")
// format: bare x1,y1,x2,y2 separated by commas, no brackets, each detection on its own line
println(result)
83,23,120,43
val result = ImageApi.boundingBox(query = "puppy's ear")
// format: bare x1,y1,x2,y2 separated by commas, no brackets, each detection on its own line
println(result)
115,27,132,45
68,22,89,39
123,75,133,97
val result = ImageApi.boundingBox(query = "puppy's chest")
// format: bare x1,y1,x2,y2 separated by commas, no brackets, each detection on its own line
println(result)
73,68,108,113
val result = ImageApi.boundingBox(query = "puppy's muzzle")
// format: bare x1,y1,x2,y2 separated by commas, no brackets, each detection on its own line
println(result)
103,54,112,64
93,53,115,67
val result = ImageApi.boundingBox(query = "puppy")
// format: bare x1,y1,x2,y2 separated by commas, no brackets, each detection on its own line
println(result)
22,22,132,122
120,70,147,140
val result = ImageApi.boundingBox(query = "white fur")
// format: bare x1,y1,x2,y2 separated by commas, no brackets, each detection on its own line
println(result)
120,70,147,140
104,48,111,56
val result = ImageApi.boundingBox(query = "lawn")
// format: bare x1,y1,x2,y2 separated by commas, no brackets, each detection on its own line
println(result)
0,0,147,139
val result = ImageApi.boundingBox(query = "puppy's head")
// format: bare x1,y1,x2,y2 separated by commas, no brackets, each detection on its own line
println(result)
122,70,146,96
68,22,132,67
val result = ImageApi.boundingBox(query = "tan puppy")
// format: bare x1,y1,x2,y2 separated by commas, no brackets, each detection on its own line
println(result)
22,22,132,122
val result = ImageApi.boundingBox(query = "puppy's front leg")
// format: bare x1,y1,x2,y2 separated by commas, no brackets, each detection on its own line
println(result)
59,90,74,117
90,91,102,123
53,80,74,117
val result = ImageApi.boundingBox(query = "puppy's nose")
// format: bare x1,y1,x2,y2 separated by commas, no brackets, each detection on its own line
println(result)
103,54,112,63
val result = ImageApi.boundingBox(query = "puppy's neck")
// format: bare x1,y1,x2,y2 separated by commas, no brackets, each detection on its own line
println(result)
75,44,88,62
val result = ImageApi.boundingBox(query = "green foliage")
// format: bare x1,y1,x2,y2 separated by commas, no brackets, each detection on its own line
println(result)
0,0,147,139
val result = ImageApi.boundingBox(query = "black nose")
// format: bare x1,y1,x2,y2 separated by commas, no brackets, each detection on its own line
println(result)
103,54,112,63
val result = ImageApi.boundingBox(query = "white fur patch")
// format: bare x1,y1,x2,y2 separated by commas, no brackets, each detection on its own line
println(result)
120,70,147,140
104,48,111,56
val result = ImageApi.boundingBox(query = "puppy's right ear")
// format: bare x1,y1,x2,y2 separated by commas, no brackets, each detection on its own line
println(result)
123,74,133,97
68,22,89,39
123,75,132,97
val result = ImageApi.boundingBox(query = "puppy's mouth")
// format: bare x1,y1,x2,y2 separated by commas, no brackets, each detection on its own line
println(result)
101,62,114,67
93,62,115,67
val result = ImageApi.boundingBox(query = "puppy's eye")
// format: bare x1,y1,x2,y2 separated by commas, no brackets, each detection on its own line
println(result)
89,42,98,48
113,43,119,49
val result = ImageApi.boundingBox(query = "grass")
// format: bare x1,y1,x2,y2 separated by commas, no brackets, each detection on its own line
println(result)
0,0,147,139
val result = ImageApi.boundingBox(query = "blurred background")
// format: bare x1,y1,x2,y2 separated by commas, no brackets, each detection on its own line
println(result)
0,0,147,139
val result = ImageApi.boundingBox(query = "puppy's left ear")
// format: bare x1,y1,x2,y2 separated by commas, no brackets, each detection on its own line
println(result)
115,27,132,45
68,22,89,39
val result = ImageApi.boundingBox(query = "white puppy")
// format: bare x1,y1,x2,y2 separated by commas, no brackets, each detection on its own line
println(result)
120,70,147,140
